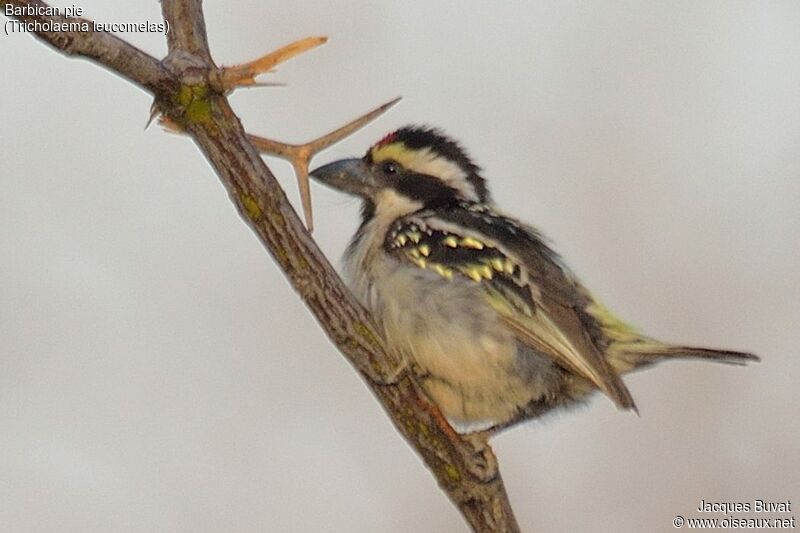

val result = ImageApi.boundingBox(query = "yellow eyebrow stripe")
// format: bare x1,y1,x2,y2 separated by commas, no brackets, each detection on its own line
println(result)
371,142,416,167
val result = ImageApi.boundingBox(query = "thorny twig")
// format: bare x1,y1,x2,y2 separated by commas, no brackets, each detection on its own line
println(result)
220,36,328,91
246,97,401,230
161,97,401,230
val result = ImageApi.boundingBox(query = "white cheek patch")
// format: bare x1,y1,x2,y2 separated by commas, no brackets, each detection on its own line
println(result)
373,189,424,223
404,148,479,202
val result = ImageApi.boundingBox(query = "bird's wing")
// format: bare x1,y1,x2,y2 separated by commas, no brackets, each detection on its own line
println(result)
385,205,636,410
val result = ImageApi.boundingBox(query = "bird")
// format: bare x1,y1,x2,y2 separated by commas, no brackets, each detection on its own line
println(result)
309,126,758,434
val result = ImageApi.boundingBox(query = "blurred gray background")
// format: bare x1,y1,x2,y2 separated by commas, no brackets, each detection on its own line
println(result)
2,1,798,532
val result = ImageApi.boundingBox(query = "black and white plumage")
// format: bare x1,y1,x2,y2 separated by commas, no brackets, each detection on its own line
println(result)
311,127,757,434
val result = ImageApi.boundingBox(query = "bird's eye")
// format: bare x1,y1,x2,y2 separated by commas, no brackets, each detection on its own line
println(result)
381,161,399,175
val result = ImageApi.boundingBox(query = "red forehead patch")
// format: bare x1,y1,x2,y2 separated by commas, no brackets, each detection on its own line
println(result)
375,131,398,149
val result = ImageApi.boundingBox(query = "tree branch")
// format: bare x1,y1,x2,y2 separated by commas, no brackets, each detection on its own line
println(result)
5,2,522,531
161,0,212,61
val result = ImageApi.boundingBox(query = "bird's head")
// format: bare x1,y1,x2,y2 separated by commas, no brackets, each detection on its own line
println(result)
310,127,490,220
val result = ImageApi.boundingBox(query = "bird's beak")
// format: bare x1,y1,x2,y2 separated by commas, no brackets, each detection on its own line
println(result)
309,158,376,198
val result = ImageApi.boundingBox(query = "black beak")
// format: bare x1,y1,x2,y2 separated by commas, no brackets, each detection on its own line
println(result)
309,158,376,198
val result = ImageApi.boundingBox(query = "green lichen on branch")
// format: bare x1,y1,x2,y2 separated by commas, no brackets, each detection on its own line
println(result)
240,193,263,222
353,320,383,350
173,83,213,125
443,463,462,483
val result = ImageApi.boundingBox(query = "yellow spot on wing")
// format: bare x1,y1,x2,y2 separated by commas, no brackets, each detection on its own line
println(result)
432,263,454,279
490,258,505,272
460,237,484,249
408,231,421,243
396,234,408,246
443,236,458,248
462,266,483,281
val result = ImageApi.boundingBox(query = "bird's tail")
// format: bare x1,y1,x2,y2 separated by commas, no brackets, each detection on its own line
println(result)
609,340,759,373
584,300,759,372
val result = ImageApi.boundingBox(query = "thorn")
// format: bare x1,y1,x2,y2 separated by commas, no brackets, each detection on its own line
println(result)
220,36,328,92
145,101,160,130
246,96,402,231
304,96,402,155
157,116,183,134
245,81,288,88
291,154,314,231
